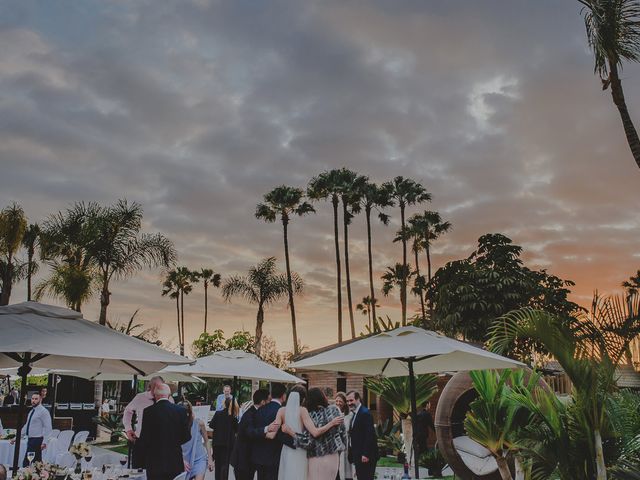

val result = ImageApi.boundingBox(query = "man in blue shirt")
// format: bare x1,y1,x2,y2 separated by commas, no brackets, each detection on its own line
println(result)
11,393,52,466
215,385,232,411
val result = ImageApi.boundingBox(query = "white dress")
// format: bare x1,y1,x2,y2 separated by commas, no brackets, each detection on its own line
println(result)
278,392,308,480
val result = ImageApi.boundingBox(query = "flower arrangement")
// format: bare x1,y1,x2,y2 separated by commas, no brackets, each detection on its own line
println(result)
69,443,91,459
12,461,65,480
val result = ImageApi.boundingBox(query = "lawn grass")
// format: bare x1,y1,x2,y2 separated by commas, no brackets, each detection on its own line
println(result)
94,441,129,455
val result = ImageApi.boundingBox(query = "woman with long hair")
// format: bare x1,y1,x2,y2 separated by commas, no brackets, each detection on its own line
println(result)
210,397,238,480
334,392,353,480
281,387,346,480
180,400,213,480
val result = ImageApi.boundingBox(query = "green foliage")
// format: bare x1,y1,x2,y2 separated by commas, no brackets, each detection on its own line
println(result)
0,203,28,305
107,309,161,345
429,233,581,344
622,270,640,300
375,418,404,457
419,448,447,477
364,374,438,418
93,414,126,443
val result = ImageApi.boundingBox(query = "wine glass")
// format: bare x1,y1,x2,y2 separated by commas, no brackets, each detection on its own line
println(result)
84,455,93,471
119,457,127,470
27,451,35,466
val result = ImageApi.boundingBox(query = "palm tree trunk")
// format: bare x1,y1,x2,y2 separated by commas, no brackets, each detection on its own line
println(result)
594,429,607,480
414,244,426,326
425,233,434,321
366,206,378,332
255,303,265,357
496,455,513,480
368,309,371,332
609,62,640,169
400,204,407,325
27,250,33,301
332,196,343,342
180,290,185,356
343,200,355,339
0,258,13,305
515,456,525,480
176,295,182,352
204,281,208,333
282,218,299,354
99,271,110,326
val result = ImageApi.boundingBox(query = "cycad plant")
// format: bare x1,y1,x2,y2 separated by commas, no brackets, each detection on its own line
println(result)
364,374,438,471
464,370,540,480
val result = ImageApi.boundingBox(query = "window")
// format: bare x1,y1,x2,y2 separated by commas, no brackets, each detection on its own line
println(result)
337,377,347,393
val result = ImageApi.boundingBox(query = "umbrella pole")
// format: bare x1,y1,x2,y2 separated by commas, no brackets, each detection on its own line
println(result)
50,374,58,419
408,358,419,479
12,353,32,474
228,376,238,473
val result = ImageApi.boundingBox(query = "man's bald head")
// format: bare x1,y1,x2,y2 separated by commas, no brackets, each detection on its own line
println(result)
154,383,171,400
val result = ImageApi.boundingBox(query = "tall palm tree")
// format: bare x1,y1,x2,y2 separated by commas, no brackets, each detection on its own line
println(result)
381,263,415,321
356,181,394,331
162,269,183,353
0,203,27,305
198,268,222,333
308,170,345,342
580,0,640,169
222,257,302,356
408,211,451,320
256,185,315,354
356,295,379,331
22,223,40,301
34,262,96,312
622,270,640,300
88,200,176,325
383,177,431,325
39,202,100,312
394,224,426,322
335,169,364,339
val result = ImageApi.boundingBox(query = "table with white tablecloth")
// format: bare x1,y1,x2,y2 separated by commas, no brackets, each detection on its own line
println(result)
0,438,27,466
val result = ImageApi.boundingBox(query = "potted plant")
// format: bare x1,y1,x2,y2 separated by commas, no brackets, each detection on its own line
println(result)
93,413,125,443
419,448,446,478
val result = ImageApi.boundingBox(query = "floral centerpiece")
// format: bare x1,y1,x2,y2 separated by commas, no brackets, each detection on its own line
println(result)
68,443,92,474
68,443,91,460
12,461,66,480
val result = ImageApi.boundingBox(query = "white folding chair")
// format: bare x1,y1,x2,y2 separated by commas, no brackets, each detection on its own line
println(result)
42,437,58,463
55,452,76,468
73,431,89,445
50,429,61,438
56,430,75,451
172,473,186,480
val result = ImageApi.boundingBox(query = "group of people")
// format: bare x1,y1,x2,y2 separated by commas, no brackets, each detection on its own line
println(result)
123,377,379,480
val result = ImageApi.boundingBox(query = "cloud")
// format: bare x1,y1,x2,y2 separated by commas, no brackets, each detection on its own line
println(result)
1,0,639,352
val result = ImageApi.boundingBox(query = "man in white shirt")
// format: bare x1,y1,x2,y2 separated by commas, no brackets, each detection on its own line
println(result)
11,392,52,466
123,376,174,468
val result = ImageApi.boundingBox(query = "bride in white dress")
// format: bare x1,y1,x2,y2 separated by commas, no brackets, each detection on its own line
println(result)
276,389,308,480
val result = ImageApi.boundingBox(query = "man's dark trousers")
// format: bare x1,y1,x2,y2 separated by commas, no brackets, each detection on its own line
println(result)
255,464,278,480
354,460,377,480
234,467,256,480
23,437,43,466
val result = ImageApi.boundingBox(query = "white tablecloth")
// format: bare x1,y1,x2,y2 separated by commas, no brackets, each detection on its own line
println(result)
0,439,27,466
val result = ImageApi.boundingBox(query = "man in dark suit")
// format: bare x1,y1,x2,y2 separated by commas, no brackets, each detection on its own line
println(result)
137,384,191,480
346,390,378,480
231,389,269,480
247,383,295,480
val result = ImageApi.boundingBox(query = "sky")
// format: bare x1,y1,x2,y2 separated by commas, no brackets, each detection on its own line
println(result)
1,0,640,355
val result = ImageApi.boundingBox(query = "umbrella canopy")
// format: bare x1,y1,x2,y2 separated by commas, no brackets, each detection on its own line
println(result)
290,326,524,376
290,326,523,479
67,371,204,383
161,350,304,383
0,302,191,375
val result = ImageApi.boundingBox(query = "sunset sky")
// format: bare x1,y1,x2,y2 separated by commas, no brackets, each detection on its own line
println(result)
1,0,639,355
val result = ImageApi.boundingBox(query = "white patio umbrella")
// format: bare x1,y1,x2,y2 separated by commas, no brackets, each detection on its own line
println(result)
0,302,192,472
290,326,524,479
161,350,304,383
